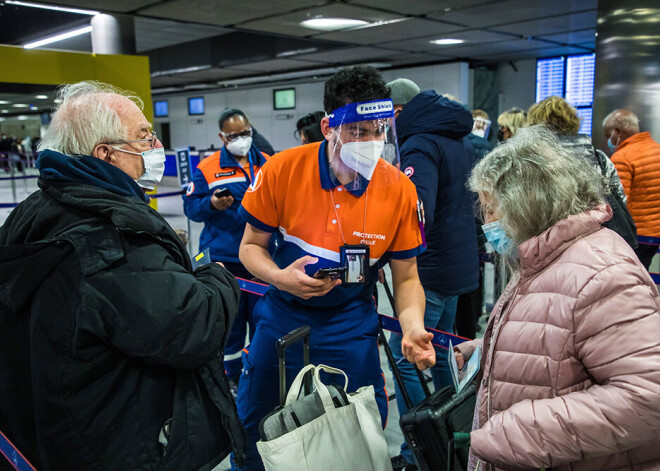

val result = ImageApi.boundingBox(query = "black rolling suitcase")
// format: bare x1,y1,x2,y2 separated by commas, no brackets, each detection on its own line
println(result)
399,382,476,471
379,279,477,471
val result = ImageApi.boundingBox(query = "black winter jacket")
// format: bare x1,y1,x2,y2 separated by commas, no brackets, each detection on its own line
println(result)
0,153,246,470
395,91,479,295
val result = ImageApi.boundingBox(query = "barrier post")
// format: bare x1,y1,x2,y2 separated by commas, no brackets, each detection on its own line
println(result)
21,160,28,193
186,218,193,255
9,159,16,203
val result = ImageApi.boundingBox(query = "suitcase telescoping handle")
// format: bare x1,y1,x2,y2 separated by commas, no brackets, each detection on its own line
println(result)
276,325,311,407
381,277,433,399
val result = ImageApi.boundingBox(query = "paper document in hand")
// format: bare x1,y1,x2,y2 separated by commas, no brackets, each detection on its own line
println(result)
448,341,481,395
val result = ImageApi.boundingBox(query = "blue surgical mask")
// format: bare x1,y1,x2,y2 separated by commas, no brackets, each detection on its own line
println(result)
482,220,512,253
607,132,619,154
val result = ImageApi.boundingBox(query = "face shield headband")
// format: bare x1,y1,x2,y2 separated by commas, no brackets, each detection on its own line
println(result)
327,99,400,188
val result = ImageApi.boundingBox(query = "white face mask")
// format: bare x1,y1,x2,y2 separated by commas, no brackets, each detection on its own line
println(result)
113,146,166,190
226,136,252,157
339,140,384,180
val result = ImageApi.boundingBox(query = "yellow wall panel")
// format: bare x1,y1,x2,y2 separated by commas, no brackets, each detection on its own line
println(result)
0,44,152,121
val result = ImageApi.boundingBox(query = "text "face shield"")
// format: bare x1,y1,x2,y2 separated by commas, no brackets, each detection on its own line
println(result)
327,99,400,190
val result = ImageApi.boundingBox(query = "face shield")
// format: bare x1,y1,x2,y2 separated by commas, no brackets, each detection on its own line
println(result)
472,117,491,139
327,99,400,190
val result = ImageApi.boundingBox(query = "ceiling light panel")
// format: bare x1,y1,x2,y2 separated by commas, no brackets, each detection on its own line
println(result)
300,18,369,31
26,0,158,13
430,38,465,45
6,0,98,15
239,3,400,38
24,25,92,49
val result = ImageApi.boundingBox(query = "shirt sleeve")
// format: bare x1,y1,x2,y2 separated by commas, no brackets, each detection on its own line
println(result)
238,159,279,233
182,167,215,222
388,176,425,259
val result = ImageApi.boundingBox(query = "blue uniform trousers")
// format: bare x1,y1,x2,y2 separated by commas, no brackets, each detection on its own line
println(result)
231,291,388,471
222,262,259,380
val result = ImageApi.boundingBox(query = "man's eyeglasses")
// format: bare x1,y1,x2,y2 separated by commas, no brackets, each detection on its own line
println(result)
221,128,253,142
113,131,158,149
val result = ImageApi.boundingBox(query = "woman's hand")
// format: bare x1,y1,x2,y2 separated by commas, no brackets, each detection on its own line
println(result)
454,350,465,370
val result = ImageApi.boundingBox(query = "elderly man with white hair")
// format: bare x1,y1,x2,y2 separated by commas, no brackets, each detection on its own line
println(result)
0,81,246,470
603,109,660,269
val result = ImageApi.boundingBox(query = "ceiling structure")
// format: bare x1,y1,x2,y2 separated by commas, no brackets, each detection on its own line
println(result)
0,0,597,113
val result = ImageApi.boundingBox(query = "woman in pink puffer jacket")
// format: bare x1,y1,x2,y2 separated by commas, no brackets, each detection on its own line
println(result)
456,125,660,471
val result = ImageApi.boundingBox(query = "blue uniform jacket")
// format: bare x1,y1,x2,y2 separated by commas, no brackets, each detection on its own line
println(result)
395,90,479,295
183,146,268,263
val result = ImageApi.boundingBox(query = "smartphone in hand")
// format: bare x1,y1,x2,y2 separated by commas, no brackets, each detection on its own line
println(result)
214,188,232,199
313,266,346,281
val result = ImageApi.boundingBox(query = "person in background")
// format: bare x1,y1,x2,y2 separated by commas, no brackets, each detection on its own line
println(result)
294,111,325,144
456,125,660,471
467,109,493,160
183,108,269,396
387,77,479,471
527,96,637,250
235,65,435,471
603,109,660,269
0,81,245,470
21,135,33,166
496,107,526,142
455,108,494,339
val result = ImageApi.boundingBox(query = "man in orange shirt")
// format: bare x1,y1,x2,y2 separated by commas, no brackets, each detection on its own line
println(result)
604,109,660,269
233,65,435,471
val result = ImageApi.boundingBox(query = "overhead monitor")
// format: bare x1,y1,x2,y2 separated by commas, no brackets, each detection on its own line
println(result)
273,88,295,110
154,100,168,117
188,96,205,116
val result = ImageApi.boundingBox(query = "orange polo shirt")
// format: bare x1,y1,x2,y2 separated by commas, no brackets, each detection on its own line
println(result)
238,140,423,308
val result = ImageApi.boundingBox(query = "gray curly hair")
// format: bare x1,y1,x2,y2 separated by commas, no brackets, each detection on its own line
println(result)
469,125,606,263
38,81,144,156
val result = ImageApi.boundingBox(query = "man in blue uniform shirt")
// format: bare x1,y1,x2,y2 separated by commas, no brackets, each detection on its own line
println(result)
183,108,269,394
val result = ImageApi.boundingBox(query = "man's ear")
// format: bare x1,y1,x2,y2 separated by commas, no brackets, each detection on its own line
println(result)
92,143,115,164
394,105,404,119
321,117,333,141
218,132,228,146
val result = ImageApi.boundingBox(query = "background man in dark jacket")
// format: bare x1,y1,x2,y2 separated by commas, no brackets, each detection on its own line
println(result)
386,78,479,470
0,81,245,471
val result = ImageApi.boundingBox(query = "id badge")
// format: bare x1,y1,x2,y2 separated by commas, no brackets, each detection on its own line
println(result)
340,244,369,284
